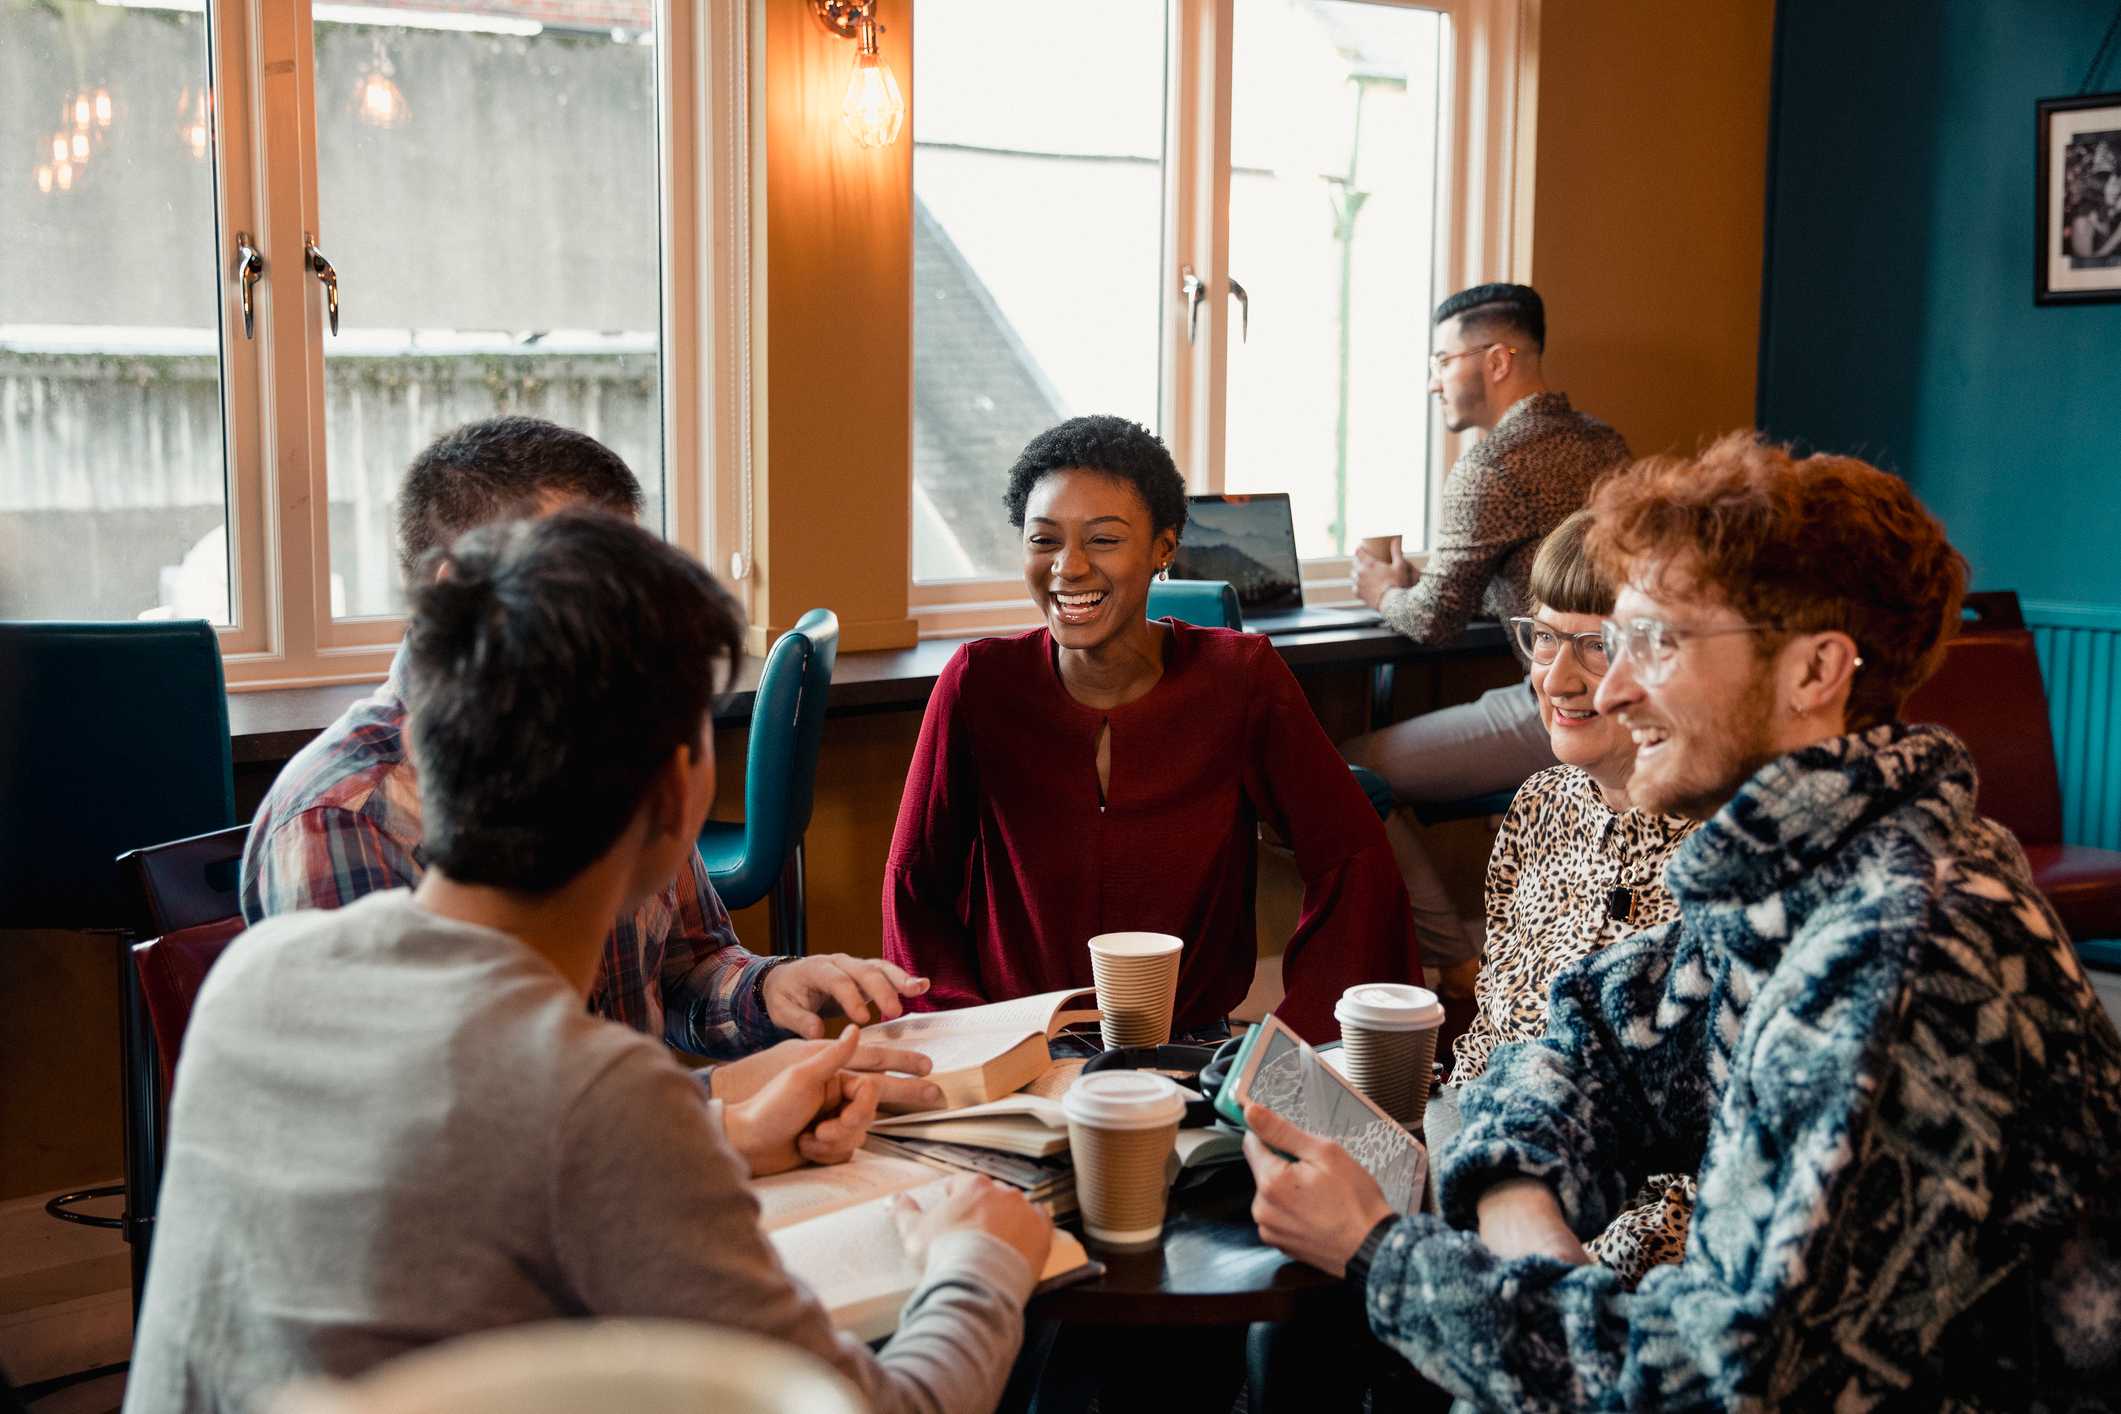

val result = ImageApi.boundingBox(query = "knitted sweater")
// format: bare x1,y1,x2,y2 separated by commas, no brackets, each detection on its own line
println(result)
1364,724,2121,1410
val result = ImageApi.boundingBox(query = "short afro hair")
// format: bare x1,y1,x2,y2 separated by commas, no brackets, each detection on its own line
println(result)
1002,415,1188,542
1433,282,1546,353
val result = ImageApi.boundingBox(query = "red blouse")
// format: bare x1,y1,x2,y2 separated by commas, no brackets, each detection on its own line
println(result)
882,622,1420,1041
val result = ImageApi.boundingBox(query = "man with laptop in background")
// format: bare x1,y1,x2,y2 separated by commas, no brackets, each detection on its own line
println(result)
1341,283,1630,979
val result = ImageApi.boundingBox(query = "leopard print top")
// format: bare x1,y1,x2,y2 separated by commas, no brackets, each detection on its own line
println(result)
1452,764,1699,1286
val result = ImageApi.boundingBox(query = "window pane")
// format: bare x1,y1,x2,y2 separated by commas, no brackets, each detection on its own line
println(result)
0,0,231,624
313,1,663,619
912,0,1167,583
1224,0,1444,559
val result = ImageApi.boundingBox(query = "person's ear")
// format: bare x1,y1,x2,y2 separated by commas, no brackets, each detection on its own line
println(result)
1152,526,1179,573
641,743,693,840
1784,630,1863,719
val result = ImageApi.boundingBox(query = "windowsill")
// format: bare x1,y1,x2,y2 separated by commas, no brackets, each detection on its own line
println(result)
227,618,1509,764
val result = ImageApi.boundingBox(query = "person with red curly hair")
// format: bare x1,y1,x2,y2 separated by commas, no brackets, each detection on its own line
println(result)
1243,433,2121,1408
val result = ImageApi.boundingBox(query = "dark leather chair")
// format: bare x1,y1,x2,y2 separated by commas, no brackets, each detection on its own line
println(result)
1,621,238,1302
1903,592,2121,943
106,826,250,1315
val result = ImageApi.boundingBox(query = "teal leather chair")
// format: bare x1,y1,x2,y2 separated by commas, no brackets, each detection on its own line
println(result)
0,620,237,1318
1145,578,1243,630
697,609,839,957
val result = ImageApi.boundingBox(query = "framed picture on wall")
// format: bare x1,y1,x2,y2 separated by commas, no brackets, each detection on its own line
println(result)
2038,91,2121,305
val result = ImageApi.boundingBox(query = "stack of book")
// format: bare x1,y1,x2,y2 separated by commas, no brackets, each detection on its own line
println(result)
868,1094,1080,1216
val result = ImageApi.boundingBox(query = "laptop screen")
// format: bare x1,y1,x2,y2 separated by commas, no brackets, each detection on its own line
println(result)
1170,493,1304,614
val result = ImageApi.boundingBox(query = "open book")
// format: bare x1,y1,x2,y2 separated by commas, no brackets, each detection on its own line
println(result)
870,1094,1071,1157
865,987,1099,1109
754,1150,1095,1342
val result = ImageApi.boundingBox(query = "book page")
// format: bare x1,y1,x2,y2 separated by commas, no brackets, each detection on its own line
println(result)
771,1179,1096,1341
749,1150,941,1232
866,988,1095,1068
872,1094,1068,1130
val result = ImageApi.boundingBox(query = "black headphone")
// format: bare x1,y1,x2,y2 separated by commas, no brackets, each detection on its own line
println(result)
1080,1043,1223,1127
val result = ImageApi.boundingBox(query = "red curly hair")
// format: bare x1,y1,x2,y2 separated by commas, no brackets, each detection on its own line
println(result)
1585,432,1968,730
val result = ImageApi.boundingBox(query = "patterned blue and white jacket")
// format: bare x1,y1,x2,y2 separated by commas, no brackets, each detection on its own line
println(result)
1367,724,2121,1410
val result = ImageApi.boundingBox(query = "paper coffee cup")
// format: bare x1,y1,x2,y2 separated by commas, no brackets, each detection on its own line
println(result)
1061,1072,1186,1249
1088,932,1182,1050
1333,983,1444,1127
1357,534,1402,562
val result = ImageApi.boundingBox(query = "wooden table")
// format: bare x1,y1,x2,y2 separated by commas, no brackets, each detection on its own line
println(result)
1029,1162,1338,1327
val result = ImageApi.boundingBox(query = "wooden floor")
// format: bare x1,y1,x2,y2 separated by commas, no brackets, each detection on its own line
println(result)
0,1186,129,1400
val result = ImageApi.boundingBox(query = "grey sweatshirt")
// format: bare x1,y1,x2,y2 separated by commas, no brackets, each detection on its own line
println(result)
123,890,1033,1414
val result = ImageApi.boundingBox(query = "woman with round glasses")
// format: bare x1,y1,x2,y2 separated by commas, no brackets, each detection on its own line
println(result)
1434,509,1698,1285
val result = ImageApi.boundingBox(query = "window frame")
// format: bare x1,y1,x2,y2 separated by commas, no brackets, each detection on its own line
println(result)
907,0,1537,639
187,0,743,689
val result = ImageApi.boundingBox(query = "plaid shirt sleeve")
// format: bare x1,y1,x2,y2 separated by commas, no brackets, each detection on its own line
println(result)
657,849,787,1058
242,804,422,923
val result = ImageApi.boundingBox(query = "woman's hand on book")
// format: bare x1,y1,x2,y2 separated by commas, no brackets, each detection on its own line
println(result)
892,1174,1054,1278
762,955,933,1035
723,1026,883,1176
711,1036,945,1113
1242,1102,1394,1278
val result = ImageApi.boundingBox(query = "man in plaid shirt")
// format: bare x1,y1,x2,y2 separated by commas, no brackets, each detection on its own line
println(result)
242,417,938,1101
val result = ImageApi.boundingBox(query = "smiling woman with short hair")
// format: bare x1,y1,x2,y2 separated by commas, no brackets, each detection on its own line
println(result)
882,414,1419,1042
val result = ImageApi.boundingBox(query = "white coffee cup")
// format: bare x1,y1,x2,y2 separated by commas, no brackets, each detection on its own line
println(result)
1333,983,1445,1127
1087,932,1183,1050
1061,1071,1187,1249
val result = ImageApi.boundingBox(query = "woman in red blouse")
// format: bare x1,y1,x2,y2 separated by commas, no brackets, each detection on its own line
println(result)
882,416,1419,1041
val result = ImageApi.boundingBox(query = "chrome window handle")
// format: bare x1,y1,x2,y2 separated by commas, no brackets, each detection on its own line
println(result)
1182,265,1206,344
234,232,264,341
1227,275,1248,343
305,236,339,336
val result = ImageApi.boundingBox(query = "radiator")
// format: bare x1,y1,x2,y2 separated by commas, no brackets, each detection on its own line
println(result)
2025,600,2121,852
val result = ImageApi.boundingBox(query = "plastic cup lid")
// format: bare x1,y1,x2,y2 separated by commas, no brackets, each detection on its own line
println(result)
1088,932,1183,958
1334,983,1444,1029
1060,1071,1188,1130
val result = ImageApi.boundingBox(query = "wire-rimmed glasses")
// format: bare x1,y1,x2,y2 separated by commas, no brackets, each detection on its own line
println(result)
1509,616,1611,675
1597,616,1783,687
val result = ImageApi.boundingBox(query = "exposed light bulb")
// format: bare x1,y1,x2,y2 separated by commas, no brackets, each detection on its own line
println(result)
94,89,113,127
841,46,903,149
55,160,74,191
356,69,407,128
70,131,90,162
187,122,209,161
74,95,91,129
35,164,53,194
50,134,66,164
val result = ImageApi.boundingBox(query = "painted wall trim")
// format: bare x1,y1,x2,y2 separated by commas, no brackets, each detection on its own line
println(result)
2022,600,2121,633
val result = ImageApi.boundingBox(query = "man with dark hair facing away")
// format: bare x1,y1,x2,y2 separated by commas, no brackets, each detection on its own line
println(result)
1246,435,2121,1408
129,511,1052,1414
1344,283,1632,982
242,416,938,1104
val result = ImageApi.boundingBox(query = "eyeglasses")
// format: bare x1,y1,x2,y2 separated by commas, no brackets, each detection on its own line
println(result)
1598,616,1782,687
1508,617,1610,675
1428,342,1517,374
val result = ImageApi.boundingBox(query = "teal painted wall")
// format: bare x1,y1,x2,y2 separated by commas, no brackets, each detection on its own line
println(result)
1759,0,2121,859
1758,0,2121,608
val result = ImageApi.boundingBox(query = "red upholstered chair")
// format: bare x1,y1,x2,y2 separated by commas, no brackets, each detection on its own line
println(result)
1902,593,2121,943
109,826,250,1314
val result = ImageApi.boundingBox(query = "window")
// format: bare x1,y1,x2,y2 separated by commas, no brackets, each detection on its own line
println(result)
1,0,742,684
909,0,1532,631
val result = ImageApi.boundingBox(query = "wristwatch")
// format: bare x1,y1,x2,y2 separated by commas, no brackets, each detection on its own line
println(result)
1345,1214,1400,1287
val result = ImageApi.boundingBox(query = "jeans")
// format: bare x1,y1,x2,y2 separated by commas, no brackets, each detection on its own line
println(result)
1342,679,1556,967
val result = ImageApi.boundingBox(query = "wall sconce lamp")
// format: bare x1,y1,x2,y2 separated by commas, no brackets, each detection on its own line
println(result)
811,0,904,149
